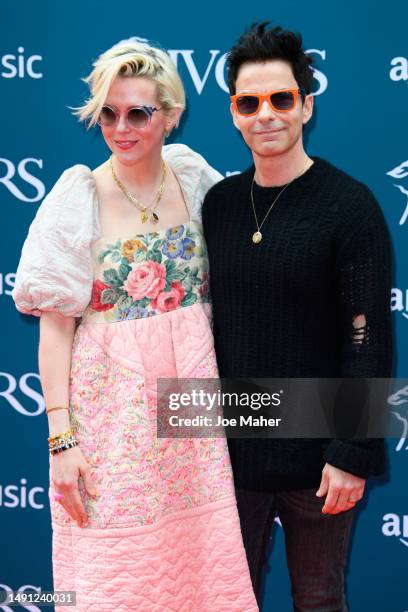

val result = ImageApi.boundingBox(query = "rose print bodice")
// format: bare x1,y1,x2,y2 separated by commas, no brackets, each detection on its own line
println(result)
82,221,210,323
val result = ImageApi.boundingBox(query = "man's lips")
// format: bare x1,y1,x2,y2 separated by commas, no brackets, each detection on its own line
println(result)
254,128,285,135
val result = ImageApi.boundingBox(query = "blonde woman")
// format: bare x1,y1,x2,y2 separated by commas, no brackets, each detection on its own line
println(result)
13,40,257,611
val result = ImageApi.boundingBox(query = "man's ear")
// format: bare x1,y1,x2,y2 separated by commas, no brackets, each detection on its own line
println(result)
302,94,314,126
230,103,241,131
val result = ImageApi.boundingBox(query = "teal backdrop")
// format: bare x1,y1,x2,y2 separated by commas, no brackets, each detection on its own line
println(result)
1,1,407,610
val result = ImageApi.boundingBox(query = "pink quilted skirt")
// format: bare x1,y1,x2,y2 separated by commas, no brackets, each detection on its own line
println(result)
50,303,257,611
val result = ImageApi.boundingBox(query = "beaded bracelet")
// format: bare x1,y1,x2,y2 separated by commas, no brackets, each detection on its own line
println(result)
48,436,77,451
48,428,78,455
50,440,79,456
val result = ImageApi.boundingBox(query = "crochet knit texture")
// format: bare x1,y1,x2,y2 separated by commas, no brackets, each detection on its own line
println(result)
202,157,393,491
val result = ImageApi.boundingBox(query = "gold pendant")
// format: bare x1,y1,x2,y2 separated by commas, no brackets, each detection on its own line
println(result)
151,212,159,224
141,210,149,223
252,231,262,244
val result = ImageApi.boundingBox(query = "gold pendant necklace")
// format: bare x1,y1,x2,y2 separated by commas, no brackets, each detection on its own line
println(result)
110,156,166,224
252,230,262,244
250,162,313,244
250,179,292,244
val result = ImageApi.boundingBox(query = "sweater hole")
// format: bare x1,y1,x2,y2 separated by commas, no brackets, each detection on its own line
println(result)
352,314,367,344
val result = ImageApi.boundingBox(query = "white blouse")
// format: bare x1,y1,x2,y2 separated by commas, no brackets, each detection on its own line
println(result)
12,143,222,318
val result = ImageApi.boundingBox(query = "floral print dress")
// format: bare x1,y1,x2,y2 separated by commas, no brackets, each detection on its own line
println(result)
88,223,210,322
12,144,257,612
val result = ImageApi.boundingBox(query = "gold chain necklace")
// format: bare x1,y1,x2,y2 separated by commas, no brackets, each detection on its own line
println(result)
110,156,167,224
250,162,313,244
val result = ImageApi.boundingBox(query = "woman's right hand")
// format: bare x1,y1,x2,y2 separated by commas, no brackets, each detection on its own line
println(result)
51,445,98,528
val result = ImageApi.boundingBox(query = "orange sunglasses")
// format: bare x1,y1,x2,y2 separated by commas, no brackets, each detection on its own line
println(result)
230,88,307,117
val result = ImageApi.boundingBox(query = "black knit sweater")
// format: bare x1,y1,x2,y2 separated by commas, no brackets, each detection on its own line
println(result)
202,157,393,491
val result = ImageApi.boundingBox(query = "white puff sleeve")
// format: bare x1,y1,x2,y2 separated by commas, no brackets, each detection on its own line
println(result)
12,165,100,318
162,143,223,222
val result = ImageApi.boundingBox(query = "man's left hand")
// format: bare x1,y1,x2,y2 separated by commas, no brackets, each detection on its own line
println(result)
316,463,366,514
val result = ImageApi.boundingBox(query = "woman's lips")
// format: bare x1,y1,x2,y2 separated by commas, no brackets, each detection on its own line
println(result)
114,140,138,150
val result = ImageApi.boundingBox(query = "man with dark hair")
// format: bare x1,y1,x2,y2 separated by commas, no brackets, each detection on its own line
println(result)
202,22,392,611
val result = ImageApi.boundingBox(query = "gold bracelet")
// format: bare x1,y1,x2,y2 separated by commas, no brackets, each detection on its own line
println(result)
46,406,69,415
48,428,76,443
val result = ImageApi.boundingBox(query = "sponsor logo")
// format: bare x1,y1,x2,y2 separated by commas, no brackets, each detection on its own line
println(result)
391,288,408,320
305,49,328,96
387,161,408,225
0,158,45,202
168,49,228,93
168,48,328,95
382,513,408,548
389,56,408,82
0,479,44,510
0,372,44,416
0,47,43,79
388,384,408,451
0,273,15,296
116,38,328,96
0,584,42,611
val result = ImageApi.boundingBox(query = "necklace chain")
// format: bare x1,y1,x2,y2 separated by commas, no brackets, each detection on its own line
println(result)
110,155,167,224
250,162,313,244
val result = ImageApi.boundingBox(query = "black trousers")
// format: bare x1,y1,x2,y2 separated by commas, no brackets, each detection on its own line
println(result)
236,488,355,612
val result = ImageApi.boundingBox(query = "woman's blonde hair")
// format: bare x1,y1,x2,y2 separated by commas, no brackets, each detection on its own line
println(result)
74,39,186,128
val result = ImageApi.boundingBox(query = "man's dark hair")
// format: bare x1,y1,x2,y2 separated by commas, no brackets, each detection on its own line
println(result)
227,21,314,95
